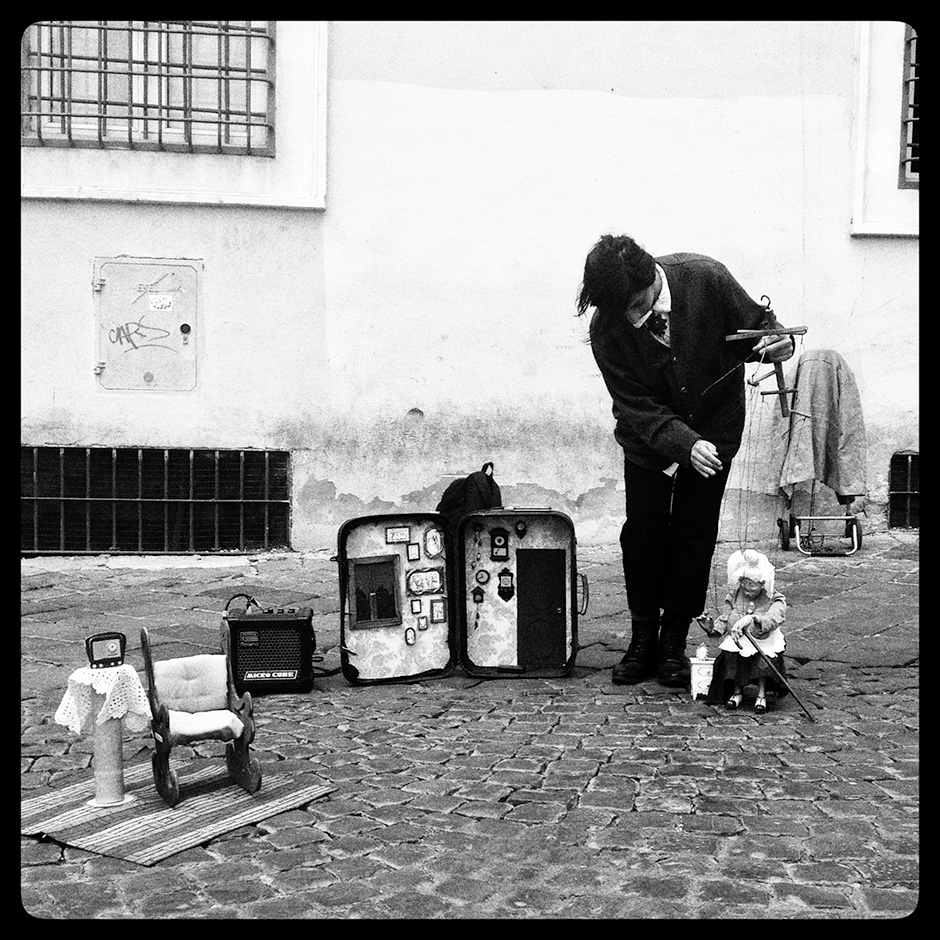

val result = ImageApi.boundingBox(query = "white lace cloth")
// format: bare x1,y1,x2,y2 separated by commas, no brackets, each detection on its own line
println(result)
54,664,152,735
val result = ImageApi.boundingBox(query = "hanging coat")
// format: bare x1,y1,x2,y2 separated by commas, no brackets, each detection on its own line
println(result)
765,349,868,500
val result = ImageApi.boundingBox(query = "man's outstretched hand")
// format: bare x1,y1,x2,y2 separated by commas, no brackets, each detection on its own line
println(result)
691,439,723,478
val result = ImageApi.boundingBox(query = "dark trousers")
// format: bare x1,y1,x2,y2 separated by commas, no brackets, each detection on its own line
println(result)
620,456,731,622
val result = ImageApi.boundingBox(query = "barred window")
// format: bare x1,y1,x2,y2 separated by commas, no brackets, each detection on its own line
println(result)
888,451,919,528
898,24,918,189
21,21,274,156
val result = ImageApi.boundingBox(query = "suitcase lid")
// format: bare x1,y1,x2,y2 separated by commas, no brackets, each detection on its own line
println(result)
336,511,456,684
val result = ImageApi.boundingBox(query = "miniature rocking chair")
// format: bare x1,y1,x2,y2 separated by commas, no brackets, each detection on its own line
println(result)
140,627,262,807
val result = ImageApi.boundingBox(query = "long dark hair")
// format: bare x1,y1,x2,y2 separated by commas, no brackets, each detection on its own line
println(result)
576,234,656,342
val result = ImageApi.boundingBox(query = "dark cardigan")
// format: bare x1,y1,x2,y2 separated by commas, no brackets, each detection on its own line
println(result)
590,253,782,472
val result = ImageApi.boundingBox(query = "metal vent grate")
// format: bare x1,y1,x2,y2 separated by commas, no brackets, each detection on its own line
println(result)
888,451,919,528
21,446,290,554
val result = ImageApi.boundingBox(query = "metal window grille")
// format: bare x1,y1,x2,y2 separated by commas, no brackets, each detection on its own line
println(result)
899,24,918,189
888,451,919,528
20,447,291,554
21,21,275,155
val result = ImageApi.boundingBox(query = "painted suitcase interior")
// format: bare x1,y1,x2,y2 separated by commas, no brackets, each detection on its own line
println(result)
341,515,453,682
460,510,576,673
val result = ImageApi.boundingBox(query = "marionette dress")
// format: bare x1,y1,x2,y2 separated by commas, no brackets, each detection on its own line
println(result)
705,586,789,702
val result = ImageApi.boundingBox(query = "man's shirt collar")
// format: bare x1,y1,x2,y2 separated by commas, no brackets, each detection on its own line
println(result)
633,264,671,329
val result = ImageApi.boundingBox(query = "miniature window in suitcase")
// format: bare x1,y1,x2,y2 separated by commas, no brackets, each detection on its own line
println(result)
349,555,402,628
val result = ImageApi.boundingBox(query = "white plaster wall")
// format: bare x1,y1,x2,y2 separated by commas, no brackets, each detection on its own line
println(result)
21,21,918,551
309,72,916,535
21,199,329,449
321,80,822,417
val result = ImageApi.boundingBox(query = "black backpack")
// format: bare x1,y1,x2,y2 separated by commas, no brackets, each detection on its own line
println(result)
435,462,502,530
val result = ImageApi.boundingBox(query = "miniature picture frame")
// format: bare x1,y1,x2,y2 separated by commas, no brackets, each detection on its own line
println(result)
424,527,444,558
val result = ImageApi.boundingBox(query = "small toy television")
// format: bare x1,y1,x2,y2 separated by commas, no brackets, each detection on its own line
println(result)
85,632,126,669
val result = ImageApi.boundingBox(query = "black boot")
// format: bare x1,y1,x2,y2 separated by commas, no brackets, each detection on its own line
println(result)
612,617,659,685
657,615,691,687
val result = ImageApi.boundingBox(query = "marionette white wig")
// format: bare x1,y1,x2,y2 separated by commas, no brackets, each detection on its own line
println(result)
727,549,775,595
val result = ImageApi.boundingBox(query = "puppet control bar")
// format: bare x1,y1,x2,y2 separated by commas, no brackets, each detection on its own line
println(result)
725,296,807,418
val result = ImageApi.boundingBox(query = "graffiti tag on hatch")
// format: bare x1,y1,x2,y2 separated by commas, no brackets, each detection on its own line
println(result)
108,314,174,352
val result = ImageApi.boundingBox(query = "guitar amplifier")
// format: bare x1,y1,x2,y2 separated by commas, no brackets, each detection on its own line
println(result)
224,606,314,694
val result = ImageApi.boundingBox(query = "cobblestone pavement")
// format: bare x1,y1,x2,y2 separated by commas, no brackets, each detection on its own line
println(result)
21,530,918,919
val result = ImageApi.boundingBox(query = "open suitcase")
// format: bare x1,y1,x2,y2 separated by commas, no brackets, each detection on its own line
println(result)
337,509,586,685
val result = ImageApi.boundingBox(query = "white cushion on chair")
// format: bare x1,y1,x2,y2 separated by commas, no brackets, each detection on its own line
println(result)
153,654,229,712
168,708,244,741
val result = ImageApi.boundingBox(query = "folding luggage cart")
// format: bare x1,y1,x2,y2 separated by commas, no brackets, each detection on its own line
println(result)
777,482,863,557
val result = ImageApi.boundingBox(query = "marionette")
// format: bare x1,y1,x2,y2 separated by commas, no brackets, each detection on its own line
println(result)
705,548,788,713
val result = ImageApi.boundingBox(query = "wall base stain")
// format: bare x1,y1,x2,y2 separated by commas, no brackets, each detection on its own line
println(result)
293,470,876,554
22,402,895,554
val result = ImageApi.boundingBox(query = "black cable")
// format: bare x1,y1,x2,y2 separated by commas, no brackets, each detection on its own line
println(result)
224,593,260,612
